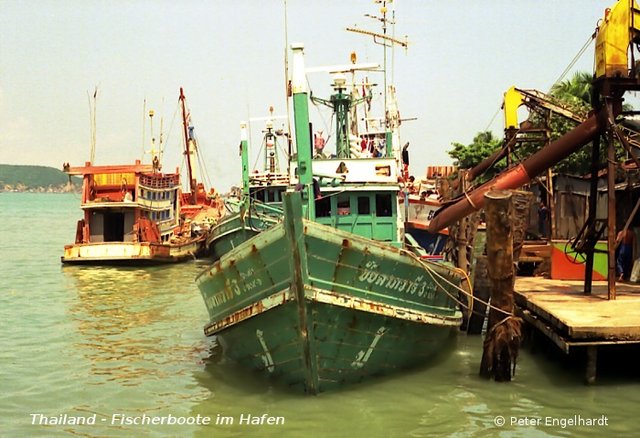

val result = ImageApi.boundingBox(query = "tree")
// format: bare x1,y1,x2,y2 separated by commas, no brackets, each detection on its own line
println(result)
550,71,593,105
521,72,595,174
448,131,504,180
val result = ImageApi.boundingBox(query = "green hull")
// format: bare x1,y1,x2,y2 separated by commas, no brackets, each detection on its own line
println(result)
197,194,464,393
215,300,455,392
206,209,278,260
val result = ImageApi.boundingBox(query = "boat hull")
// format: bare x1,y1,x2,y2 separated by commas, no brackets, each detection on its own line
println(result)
406,222,448,256
61,238,204,265
197,194,465,393
213,295,456,392
206,210,278,260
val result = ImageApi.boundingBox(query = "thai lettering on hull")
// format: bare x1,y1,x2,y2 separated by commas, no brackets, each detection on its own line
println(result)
357,261,438,299
205,267,264,309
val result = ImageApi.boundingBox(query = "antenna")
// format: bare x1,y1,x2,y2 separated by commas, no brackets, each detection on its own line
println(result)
284,0,293,158
346,0,408,128
141,98,147,159
87,86,98,164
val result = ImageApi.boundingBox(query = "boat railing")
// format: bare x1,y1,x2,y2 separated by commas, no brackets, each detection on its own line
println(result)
249,172,289,186
139,174,180,189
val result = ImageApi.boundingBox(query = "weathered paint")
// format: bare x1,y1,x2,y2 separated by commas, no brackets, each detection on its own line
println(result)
62,237,203,265
256,329,276,373
196,192,464,393
550,240,608,281
206,202,281,260
351,326,387,369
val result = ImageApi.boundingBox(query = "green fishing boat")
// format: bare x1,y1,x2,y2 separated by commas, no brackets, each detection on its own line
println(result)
206,117,288,260
196,42,468,393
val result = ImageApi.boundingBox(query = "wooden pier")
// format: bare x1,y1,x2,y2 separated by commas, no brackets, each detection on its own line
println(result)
514,277,640,383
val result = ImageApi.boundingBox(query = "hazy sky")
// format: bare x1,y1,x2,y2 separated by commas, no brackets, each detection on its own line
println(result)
1,1,616,191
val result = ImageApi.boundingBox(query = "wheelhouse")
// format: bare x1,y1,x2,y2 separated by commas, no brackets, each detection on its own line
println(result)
314,189,398,242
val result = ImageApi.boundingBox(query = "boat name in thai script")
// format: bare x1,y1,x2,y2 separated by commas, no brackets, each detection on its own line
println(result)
357,261,438,299
205,267,264,308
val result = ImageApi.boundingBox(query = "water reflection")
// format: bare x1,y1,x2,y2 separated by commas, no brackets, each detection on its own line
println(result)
62,264,209,386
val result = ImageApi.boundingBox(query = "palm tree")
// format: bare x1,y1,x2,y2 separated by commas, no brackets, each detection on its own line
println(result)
550,71,593,106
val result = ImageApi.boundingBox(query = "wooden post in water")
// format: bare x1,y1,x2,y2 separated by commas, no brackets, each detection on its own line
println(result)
479,189,522,381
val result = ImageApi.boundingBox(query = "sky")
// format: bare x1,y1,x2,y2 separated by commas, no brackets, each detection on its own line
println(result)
0,0,620,191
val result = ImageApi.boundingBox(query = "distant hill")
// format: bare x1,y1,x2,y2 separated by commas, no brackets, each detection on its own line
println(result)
0,164,81,192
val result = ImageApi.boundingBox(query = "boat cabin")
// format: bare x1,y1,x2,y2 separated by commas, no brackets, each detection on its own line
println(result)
67,161,183,245
314,189,397,242
290,156,402,245
249,185,286,206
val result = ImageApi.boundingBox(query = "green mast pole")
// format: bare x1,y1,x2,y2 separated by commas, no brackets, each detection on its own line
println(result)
291,43,315,220
332,83,352,159
240,121,250,211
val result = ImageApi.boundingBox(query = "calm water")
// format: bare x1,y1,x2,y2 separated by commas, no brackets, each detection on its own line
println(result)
1,192,638,437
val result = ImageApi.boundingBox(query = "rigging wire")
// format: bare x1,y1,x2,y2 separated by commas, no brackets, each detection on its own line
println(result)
482,104,502,134
307,76,333,144
252,136,266,172
548,34,595,93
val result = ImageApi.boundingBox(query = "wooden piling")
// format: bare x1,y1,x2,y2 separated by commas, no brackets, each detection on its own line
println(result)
467,255,490,335
479,189,522,381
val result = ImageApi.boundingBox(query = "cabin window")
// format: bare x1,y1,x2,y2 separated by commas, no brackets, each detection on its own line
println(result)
358,196,370,215
376,194,392,217
267,190,276,203
315,196,331,217
337,195,350,216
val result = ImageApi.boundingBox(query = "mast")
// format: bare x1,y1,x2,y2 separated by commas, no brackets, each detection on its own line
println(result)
284,0,293,158
291,43,315,220
88,86,98,164
263,107,280,173
240,121,250,211
310,75,352,158
179,87,197,204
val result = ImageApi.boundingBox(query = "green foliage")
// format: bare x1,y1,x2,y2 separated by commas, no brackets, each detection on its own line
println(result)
448,131,504,180
0,164,80,189
550,71,593,105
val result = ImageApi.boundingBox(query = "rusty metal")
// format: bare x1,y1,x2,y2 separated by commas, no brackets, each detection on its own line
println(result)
203,290,290,336
308,286,462,326
584,125,601,295
467,87,591,184
607,115,617,300
282,193,317,393
428,111,606,233
466,135,516,182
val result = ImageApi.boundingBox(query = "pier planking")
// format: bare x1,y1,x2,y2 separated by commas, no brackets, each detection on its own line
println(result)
514,277,640,346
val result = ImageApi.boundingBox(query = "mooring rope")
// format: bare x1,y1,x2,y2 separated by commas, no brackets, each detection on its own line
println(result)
411,253,516,318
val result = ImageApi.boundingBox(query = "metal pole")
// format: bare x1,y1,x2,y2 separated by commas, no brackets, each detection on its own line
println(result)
606,116,616,300
584,133,600,295
428,111,605,234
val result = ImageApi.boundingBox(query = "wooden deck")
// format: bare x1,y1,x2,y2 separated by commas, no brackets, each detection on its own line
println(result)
514,277,640,352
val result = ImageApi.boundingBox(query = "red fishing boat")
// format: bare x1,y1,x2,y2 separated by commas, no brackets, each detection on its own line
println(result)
61,89,223,265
